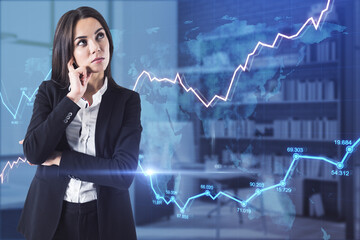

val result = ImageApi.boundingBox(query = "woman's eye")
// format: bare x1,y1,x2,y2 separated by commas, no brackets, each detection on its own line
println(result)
97,32,105,40
77,39,87,46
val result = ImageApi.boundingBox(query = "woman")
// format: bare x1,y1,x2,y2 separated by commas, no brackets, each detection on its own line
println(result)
17,6,141,240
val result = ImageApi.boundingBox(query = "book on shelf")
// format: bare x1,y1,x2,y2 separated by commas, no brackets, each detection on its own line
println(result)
290,119,302,139
284,79,297,101
282,78,336,102
323,118,338,140
273,119,289,139
297,80,307,101
324,80,335,100
273,118,338,141
304,40,337,63
307,80,323,101
301,120,312,139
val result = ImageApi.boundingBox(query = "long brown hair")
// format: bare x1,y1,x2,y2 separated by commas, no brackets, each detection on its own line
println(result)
51,6,118,88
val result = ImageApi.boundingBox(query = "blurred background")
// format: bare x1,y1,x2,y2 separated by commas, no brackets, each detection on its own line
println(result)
1,0,360,239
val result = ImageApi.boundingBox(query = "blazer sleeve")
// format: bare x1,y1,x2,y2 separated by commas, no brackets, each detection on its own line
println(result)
23,81,80,165
59,91,142,190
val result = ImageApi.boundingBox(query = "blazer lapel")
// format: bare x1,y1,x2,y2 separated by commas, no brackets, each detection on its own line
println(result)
95,86,116,157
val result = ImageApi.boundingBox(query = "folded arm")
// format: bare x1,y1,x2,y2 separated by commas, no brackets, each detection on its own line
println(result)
23,81,80,165
59,92,142,190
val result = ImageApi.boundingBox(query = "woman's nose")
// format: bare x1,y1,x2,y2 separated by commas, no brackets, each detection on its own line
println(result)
89,40,100,54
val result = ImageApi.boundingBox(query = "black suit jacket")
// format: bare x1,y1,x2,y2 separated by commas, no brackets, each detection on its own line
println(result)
17,79,142,240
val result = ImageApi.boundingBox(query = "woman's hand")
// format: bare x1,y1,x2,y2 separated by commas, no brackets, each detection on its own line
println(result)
67,58,92,103
42,151,62,166
19,139,34,166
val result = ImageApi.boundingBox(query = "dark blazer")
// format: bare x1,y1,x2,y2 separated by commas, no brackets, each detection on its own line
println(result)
17,79,142,240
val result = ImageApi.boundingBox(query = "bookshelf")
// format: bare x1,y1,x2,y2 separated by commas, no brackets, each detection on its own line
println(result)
177,0,357,237
178,13,345,222
200,33,344,216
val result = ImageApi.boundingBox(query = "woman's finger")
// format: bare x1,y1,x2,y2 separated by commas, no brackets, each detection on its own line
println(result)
82,67,87,82
69,66,84,85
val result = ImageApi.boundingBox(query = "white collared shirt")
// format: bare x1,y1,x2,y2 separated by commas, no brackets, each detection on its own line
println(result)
64,77,108,203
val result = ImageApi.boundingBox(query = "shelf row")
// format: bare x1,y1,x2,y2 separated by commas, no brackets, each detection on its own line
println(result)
266,78,337,103
273,118,337,140
203,118,338,140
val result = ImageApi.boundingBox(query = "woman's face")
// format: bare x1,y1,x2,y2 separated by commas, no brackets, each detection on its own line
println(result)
73,17,110,74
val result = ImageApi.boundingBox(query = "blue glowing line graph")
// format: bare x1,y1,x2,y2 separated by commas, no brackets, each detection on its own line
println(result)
0,157,29,184
139,138,358,212
0,70,51,119
133,0,333,107
1,0,332,118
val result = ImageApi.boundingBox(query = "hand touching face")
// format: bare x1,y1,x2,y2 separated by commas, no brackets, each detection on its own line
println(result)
67,17,110,103
66,58,92,102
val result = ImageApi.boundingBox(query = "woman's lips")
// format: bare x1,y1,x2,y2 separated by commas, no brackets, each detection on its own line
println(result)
92,57,105,63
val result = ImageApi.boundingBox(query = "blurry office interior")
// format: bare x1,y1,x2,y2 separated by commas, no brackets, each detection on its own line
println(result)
1,0,360,239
